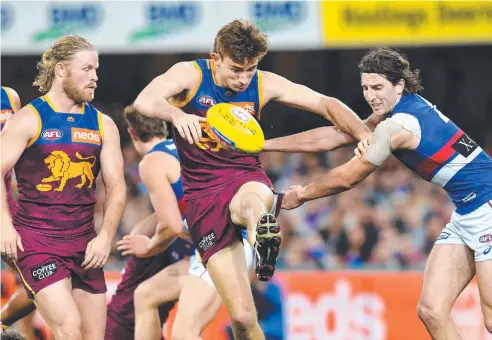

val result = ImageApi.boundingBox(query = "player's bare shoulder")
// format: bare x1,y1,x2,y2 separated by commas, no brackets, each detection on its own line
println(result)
2,105,40,140
163,61,201,92
99,112,120,142
259,71,286,104
140,149,180,184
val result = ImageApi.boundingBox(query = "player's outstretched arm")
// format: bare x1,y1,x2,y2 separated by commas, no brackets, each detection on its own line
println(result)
263,126,355,152
263,113,384,153
83,114,126,270
281,119,413,209
282,156,377,209
117,153,183,258
0,107,39,259
134,62,206,144
262,71,371,141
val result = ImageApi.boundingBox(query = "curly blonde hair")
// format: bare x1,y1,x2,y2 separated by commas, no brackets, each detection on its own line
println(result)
33,35,97,93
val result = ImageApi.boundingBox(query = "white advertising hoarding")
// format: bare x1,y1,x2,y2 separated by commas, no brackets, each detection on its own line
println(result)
1,1,323,55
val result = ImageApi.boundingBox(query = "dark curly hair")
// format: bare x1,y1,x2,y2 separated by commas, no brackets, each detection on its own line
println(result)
358,47,423,94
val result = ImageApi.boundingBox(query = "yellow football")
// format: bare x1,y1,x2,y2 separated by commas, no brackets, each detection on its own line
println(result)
206,103,264,154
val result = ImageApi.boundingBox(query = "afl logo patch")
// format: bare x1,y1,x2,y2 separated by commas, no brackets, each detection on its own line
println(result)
198,95,216,107
42,129,63,141
480,234,492,243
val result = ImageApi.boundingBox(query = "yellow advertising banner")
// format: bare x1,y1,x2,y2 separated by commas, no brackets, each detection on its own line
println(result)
321,1,492,47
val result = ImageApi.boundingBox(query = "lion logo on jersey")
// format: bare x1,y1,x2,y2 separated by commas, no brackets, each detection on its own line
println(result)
39,151,96,192
195,122,224,152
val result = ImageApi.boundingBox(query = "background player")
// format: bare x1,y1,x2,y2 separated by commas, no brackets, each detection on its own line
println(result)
106,105,194,340
1,87,40,340
278,47,492,340
0,35,126,340
116,107,250,340
116,107,258,340
134,19,370,339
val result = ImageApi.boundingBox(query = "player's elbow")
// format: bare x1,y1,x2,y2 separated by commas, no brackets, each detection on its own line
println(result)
319,96,341,121
156,218,182,237
133,95,153,118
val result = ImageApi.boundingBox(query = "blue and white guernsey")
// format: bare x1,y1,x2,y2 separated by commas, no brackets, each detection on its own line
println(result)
389,94,492,215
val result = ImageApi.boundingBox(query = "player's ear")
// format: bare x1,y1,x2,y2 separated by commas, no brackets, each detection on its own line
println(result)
55,62,67,79
210,52,221,66
128,128,138,141
396,79,405,95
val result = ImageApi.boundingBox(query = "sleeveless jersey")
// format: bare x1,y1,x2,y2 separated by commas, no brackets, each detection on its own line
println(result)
1,87,16,129
146,139,186,216
1,87,17,214
390,94,492,214
13,95,104,235
172,59,267,200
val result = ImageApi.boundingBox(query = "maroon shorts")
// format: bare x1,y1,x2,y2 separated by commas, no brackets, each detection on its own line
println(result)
186,174,283,264
13,227,106,299
105,307,167,340
104,314,134,340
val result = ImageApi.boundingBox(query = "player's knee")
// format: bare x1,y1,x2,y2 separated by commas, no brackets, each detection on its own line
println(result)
230,192,263,224
417,301,446,327
54,321,82,340
230,305,258,332
134,281,158,309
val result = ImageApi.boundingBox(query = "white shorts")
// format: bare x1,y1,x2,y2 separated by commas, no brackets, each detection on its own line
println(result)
435,200,492,261
188,234,254,288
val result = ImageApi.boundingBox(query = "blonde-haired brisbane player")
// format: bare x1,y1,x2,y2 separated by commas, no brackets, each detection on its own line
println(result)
135,19,370,339
0,35,126,340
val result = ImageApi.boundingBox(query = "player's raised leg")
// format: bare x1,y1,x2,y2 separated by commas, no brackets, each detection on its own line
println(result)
33,278,82,340
206,241,263,340
229,182,281,281
134,260,188,340
71,289,106,340
417,244,475,340
172,274,222,340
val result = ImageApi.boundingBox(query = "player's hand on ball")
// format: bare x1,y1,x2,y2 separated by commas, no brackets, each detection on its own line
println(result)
117,235,152,258
82,230,111,270
281,185,305,210
355,138,370,159
172,113,207,144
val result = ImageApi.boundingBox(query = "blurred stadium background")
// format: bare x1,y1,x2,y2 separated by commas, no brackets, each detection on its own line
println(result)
1,1,492,339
